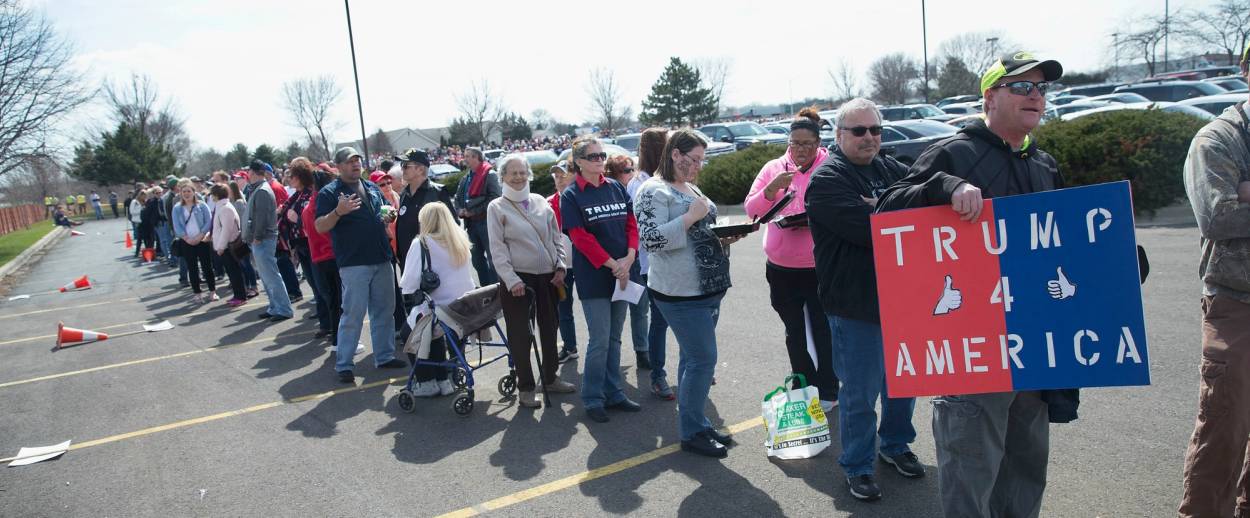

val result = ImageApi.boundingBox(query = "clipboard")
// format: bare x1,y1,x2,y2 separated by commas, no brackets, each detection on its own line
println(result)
711,190,795,238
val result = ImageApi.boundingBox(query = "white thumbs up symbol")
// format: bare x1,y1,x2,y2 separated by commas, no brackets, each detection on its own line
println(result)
933,275,963,315
1047,266,1077,300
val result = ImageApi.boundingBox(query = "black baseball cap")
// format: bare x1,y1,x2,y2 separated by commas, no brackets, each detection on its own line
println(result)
980,51,1063,95
395,148,430,167
248,159,266,172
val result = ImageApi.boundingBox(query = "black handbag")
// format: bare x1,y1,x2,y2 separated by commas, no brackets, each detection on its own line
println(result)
418,237,440,293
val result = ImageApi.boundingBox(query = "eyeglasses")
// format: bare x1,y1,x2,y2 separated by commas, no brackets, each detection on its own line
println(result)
788,139,820,148
581,152,608,162
992,80,1050,97
680,151,706,167
623,168,635,173
840,125,883,137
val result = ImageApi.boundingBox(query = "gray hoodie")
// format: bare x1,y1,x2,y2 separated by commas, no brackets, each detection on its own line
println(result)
242,181,278,242
1183,103,1250,303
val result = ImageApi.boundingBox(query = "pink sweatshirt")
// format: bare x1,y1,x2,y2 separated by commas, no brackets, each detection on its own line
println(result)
743,146,829,269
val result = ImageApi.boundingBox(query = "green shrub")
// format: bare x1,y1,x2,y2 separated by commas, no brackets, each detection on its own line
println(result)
436,163,556,197
698,143,787,205
1034,109,1206,214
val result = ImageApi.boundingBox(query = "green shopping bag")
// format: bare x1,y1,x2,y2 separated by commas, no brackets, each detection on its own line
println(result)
762,373,831,459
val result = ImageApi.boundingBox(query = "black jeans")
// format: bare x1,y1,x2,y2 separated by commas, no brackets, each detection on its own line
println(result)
313,259,342,341
766,262,838,399
220,249,247,301
276,246,303,299
465,219,497,285
183,241,216,294
409,336,448,382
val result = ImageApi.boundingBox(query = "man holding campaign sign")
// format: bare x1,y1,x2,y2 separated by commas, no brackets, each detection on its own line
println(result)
875,52,1150,518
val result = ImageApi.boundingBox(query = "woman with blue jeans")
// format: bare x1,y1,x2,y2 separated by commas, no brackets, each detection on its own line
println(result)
634,129,741,458
560,136,642,424
627,127,674,400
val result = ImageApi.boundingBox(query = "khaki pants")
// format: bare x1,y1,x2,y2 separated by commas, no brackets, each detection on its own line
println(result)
1180,295,1250,518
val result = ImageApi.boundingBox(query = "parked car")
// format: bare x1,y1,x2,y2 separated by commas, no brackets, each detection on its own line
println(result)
1054,83,1123,98
879,103,959,122
878,119,958,164
698,121,790,150
704,140,737,159
1113,80,1227,102
761,122,790,135
483,148,506,164
1044,100,1117,121
1152,66,1240,80
1084,92,1151,104
1203,76,1249,92
556,142,634,162
429,163,461,180
1049,95,1089,106
941,101,982,115
1060,101,1217,122
935,95,979,107
613,132,641,152
1178,93,1246,115
521,150,559,167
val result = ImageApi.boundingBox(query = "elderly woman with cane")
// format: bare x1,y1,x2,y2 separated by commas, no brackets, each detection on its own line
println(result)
488,154,575,408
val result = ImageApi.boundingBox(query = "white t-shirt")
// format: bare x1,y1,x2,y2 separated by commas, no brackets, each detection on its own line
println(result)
399,236,477,328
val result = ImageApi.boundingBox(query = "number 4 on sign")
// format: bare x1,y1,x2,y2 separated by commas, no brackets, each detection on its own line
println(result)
990,277,1013,312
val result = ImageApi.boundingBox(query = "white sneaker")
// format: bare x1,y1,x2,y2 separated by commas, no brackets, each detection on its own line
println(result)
412,381,440,397
355,342,365,355
437,379,455,396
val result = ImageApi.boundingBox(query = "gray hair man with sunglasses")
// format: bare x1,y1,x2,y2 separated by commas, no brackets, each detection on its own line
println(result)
876,52,1065,518
806,97,922,502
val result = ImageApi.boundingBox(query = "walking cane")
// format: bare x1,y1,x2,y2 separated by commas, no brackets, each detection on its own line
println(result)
526,287,552,409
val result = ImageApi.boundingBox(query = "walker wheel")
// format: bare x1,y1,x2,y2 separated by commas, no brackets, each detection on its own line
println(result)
498,374,517,396
397,389,416,413
452,368,468,390
452,392,474,416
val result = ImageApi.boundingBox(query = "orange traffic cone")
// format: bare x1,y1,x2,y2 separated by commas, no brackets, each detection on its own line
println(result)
70,230,85,236
56,321,109,349
59,275,92,292
124,231,133,249
142,248,155,262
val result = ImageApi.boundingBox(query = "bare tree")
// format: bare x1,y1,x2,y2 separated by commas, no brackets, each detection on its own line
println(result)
1115,16,1169,77
103,74,190,165
0,0,91,178
585,68,633,135
1178,0,1250,66
281,75,342,161
455,79,507,146
694,58,732,118
869,53,920,105
936,32,1017,80
827,58,861,104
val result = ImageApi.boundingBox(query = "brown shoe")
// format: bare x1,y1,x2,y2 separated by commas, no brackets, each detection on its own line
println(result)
540,379,576,394
518,391,541,408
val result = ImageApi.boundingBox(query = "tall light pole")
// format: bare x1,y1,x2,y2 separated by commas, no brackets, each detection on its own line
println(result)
1111,33,1120,81
344,0,370,168
987,36,1000,59
1162,0,1169,73
921,0,930,103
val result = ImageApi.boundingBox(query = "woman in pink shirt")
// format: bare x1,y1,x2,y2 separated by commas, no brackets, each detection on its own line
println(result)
743,107,839,409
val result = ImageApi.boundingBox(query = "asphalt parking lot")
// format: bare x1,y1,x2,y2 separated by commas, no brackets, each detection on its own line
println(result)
0,210,1209,517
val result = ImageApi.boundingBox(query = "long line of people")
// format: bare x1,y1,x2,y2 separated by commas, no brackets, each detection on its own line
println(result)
113,49,1250,517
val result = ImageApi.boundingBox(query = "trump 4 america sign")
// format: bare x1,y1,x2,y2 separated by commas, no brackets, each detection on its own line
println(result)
870,181,1150,398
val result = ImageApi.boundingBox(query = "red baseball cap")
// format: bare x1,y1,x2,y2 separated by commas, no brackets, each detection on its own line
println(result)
369,171,390,184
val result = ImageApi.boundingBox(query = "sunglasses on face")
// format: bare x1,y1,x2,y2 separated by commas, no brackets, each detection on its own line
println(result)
623,168,635,173
840,125,883,137
581,152,608,162
992,80,1050,96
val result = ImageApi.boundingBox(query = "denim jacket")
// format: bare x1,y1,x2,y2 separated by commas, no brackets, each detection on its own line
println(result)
172,201,212,239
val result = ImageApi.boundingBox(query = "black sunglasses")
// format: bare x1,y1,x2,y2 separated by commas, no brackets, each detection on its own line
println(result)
840,125,883,137
581,152,608,162
992,80,1050,96
623,167,635,173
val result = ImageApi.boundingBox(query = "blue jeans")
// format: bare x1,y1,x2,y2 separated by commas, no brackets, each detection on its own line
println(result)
336,262,397,372
827,315,916,477
558,273,577,352
647,284,671,384
252,237,294,318
579,297,627,410
654,292,723,441
156,223,174,262
92,204,103,220
628,275,650,353
466,220,497,285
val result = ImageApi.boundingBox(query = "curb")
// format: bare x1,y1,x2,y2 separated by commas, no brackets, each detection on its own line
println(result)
0,226,68,283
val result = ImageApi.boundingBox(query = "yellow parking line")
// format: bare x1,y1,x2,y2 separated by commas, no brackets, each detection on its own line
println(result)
0,300,267,347
0,377,404,464
0,330,318,389
434,418,764,518
0,297,140,320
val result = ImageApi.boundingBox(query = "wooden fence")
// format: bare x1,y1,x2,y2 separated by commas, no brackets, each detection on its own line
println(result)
0,204,47,237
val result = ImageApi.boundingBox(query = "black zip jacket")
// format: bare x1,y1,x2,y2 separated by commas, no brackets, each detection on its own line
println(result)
806,146,909,323
395,179,457,266
875,118,1078,423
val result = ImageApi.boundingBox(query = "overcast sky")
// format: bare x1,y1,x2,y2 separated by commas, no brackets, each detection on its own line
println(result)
31,0,1211,153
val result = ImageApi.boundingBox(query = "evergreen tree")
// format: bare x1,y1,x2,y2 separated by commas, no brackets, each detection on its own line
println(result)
223,143,250,169
639,57,719,127
500,112,533,141
367,128,394,155
447,117,481,146
936,56,979,99
70,122,176,185
252,144,277,166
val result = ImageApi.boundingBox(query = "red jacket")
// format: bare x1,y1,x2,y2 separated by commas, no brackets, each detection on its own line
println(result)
302,197,334,263
269,179,290,207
